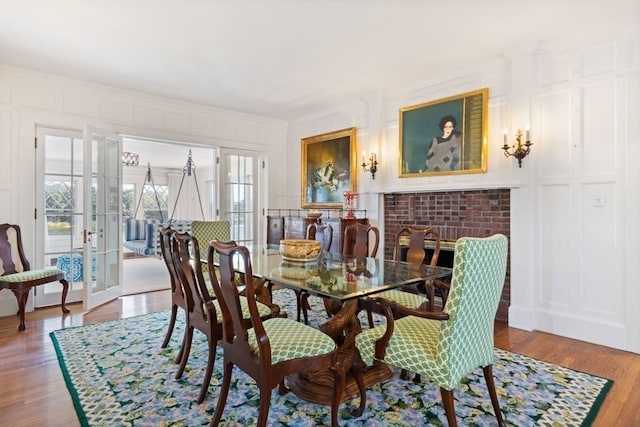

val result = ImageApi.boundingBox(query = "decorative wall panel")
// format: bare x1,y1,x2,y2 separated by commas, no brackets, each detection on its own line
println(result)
582,80,616,176
539,184,572,307
581,182,617,315
538,90,572,178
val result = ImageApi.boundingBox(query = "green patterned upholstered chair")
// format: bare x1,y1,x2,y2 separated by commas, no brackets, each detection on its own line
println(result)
355,234,508,427
191,221,231,250
207,241,344,427
359,226,442,340
191,220,245,287
0,223,70,331
171,232,275,404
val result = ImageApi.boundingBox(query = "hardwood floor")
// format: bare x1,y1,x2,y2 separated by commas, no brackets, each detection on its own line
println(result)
0,291,638,427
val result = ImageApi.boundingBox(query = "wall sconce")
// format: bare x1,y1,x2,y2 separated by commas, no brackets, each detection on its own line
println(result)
501,128,532,168
361,152,378,179
122,152,139,166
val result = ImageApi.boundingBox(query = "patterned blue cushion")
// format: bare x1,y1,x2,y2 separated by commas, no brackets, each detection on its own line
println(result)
124,219,147,241
57,253,97,282
145,221,162,248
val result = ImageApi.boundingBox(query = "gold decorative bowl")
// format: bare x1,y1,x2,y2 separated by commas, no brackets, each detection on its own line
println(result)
279,239,321,262
307,211,323,220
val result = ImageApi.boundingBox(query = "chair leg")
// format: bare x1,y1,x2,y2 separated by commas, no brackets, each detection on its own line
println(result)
400,369,411,380
174,322,187,364
256,382,272,427
59,279,70,313
295,290,303,322
210,361,233,427
197,335,217,404
483,365,506,427
330,363,345,427
11,288,29,331
439,387,457,427
366,308,374,328
161,304,178,348
175,325,193,379
301,292,311,325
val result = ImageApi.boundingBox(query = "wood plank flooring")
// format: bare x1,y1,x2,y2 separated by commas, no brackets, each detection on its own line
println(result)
0,291,638,427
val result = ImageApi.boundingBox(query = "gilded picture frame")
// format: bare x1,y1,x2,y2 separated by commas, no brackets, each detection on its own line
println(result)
399,88,488,177
301,127,357,209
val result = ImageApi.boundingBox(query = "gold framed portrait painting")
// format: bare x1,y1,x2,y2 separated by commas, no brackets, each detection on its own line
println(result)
301,127,357,209
399,88,488,177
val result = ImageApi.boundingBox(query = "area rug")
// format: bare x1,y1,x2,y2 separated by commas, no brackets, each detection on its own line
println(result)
50,290,612,426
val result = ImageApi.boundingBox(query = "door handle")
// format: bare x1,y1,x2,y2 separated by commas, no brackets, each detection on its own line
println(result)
83,229,94,244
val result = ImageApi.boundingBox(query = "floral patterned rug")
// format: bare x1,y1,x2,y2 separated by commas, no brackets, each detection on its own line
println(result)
50,289,611,426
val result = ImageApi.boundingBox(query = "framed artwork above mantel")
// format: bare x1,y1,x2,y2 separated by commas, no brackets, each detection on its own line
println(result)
399,88,488,177
301,127,357,209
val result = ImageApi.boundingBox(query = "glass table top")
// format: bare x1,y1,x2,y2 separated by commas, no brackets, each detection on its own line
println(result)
245,248,452,302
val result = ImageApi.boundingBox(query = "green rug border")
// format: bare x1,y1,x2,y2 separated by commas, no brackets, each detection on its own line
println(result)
49,311,160,427
580,373,613,426
496,347,614,427
50,329,89,427
49,310,616,427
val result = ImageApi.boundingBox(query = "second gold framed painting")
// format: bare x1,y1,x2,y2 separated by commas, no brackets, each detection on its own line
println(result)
301,127,356,209
399,88,488,177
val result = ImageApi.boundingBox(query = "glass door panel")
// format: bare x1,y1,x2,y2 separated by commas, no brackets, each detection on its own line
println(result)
35,128,85,307
83,127,122,311
220,150,257,246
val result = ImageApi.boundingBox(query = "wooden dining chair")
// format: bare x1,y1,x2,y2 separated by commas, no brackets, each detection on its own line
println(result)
171,232,275,404
306,222,333,252
159,227,187,363
0,223,70,331
207,240,344,427
354,235,509,427
342,222,379,258
373,226,444,315
295,222,334,324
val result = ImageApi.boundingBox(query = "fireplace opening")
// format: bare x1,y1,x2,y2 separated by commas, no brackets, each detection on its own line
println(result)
384,189,510,321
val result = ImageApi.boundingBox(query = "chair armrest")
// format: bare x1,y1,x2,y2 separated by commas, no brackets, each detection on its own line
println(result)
369,296,450,320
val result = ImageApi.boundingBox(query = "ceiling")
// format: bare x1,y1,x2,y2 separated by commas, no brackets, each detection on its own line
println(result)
1,1,637,121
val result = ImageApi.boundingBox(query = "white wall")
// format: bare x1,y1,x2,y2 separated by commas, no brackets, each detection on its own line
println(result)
286,26,639,353
0,65,288,316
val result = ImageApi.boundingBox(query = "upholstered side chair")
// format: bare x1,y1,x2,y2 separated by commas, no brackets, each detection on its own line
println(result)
171,232,275,404
207,240,344,427
159,227,187,363
355,234,509,427
0,223,70,331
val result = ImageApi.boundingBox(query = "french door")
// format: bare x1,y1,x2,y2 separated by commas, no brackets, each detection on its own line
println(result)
83,127,122,310
34,126,122,310
219,149,259,246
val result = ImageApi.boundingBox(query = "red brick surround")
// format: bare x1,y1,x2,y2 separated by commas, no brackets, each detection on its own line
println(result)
383,189,511,321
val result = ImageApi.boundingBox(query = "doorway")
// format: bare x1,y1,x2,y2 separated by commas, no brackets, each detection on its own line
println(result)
35,126,124,311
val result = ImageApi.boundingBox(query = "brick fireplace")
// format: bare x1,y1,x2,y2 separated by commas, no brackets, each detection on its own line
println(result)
383,189,511,321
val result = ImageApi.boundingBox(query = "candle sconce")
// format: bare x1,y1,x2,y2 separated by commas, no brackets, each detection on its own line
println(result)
361,153,378,179
502,129,532,168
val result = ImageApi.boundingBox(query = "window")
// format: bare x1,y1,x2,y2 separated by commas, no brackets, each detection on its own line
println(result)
142,184,169,221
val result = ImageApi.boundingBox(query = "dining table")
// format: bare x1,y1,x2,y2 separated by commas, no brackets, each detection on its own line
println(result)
215,245,453,406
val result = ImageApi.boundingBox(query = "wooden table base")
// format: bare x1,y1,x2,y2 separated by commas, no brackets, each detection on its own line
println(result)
288,362,392,405
287,298,392,405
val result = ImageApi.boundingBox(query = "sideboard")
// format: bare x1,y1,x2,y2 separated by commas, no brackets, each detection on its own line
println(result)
267,209,368,255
